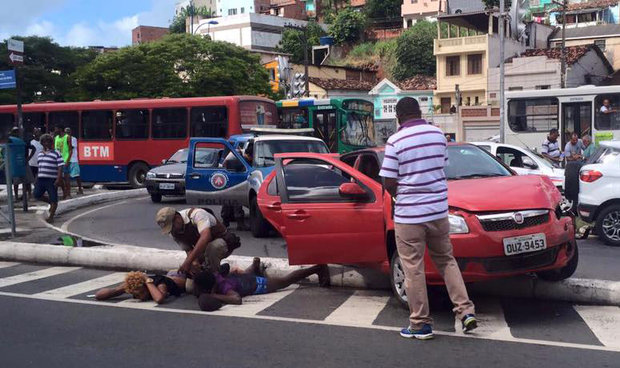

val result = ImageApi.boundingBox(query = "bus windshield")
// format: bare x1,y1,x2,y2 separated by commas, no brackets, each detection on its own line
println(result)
341,111,376,147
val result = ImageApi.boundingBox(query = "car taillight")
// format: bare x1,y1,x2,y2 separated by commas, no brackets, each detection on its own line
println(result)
580,170,603,183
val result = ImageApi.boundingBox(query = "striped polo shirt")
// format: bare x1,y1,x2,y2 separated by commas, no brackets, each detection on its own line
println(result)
37,150,64,179
379,119,449,224
541,138,561,158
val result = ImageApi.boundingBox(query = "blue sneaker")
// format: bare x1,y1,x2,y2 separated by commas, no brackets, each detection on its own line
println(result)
461,314,477,333
400,324,434,340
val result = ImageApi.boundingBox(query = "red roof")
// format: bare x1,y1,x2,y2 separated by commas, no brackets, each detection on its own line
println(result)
308,77,374,91
518,45,593,66
397,75,437,91
566,0,618,11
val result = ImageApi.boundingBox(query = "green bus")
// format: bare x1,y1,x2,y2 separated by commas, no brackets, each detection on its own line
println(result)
276,98,376,153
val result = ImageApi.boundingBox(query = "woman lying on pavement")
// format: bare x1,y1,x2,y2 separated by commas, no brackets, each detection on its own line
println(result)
95,270,187,304
194,258,330,311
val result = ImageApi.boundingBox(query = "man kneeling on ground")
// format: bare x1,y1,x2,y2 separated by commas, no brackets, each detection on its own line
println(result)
193,258,330,311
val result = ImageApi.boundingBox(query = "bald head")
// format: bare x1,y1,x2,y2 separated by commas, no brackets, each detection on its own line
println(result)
396,97,421,124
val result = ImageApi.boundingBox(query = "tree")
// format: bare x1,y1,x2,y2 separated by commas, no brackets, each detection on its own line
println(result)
392,21,437,80
328,7,367,45
482,0,512,9
169,5,214,34
73,33,273,100
278,22,326,64
364,0,401,20
0,36,97,104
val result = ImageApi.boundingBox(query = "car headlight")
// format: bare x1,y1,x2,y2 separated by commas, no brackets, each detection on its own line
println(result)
449,214,469,234
146,172,156,179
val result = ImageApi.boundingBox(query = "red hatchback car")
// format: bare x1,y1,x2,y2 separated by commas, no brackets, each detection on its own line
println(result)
257,144,578,303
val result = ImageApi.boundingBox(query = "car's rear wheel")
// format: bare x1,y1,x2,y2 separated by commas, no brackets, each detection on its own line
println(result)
537,242,579,281
150,194,162,203
250,197,271,238
390,252,408,308
595,204,620,247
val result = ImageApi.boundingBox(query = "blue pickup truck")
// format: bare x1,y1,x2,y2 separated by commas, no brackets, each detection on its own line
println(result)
185,134,329,237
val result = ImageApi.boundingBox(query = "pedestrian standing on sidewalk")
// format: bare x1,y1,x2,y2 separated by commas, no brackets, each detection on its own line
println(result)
64,128,84,195
34,134,64,223
379,97,477,340
26,128,43,198
53,126,70,199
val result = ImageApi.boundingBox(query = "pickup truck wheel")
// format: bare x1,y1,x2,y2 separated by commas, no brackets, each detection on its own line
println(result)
537,242,579,281
128,162,149,188
390,252,408,308
250,197,271,238
595,205,620,247
150,194,162,203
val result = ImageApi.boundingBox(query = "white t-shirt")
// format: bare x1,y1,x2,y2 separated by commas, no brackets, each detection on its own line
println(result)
601,105,610,113
70,136,79,163
29,139,43,167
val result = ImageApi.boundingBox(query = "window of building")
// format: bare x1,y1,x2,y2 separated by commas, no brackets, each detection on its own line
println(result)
467,54,482,75
241,7,244,13
152,108,188,139
190,106,228,137
508,98,559,132
49,111,79,138
509,87,523,91
446,56,460,76
115,109,149,140
82,110,113,140
595,39,606,51
466,97,471,106
228,8,237,15
536,85,551,90
475,96,480,105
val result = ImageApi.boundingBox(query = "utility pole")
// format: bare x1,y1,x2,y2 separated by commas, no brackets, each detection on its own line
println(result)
499,0,506,143
560,0,567,88
189,0,194,35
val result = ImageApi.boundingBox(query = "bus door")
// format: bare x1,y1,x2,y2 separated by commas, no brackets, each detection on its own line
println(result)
561,102,592,146
312,109,337,152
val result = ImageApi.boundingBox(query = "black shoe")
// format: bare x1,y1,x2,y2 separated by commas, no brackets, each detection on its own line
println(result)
461,314,477,333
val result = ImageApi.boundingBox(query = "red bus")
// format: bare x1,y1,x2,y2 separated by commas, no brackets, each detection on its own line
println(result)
0,96,277,187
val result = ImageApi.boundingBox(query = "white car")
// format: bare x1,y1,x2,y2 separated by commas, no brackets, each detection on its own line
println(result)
471,142,565,190
578,141,620,246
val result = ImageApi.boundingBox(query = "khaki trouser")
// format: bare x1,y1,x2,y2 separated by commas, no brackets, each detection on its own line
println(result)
203,238,229,272
395,217,475,329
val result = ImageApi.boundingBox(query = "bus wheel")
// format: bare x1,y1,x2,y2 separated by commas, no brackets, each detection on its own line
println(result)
128,162,149,188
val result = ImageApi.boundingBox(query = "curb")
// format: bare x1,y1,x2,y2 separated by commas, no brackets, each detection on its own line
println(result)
1,241,620,306
54,189,147,216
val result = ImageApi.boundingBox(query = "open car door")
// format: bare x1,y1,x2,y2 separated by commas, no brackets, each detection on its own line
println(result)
267,153,387,265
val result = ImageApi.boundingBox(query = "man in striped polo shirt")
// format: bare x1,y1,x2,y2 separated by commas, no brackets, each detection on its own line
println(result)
34,134,64,223
379,97,476,340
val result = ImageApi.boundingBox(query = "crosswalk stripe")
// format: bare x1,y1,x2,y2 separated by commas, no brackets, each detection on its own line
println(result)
467,297,513,339
33,272,126,298
0,262,20,269
212,285,299,317
574,305,620,349
117,298,159,308
0,266,81,288
325,290,390,326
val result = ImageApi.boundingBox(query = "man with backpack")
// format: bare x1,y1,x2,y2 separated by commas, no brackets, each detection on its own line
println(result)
155,207,241,277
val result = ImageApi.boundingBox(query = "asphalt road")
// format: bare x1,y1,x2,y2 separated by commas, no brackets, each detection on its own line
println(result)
59,195,620,282
0,263,618,368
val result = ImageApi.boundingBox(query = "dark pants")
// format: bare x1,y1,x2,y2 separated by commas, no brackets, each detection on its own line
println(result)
34,178,58,203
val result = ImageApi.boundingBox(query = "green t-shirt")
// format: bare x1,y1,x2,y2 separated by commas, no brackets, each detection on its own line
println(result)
583,143,596,160
55,135,70,162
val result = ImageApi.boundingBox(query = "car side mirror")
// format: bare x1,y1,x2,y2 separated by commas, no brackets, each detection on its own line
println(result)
162,159,167,165
339,182,368,200
522,157,538,169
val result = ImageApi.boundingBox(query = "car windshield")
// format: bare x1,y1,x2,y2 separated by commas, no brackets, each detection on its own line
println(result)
254,140,329,168
167,149,189,164
526,149,554,169
445,145,512,180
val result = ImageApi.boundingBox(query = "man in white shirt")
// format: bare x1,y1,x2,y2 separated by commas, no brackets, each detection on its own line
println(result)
26,128,43,198
65,128,83,195
541,128,562,166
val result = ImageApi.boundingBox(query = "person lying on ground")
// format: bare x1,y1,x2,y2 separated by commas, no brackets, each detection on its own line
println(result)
193,258,330,311
95,270,187,304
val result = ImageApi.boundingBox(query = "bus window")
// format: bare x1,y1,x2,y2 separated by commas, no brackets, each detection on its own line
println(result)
508,98,558,132
152,108,187,139
116,109,149,140
82,110,113,141
190,106,228,137
23,113,46,138
595,95,620,130
0,113,14,141
239,101,277,128
279,108,308,129
341,111,376,148
49,111,79,136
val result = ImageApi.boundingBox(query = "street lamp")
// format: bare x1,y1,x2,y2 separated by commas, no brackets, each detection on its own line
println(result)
192,20,219,37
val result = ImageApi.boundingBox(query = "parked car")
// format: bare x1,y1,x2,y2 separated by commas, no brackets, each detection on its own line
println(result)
185,134,329,237
257,144,578,304
578,141,620,246
472,142,565,190
145,147,224,203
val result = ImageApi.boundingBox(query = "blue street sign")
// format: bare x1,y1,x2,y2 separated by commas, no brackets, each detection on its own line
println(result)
0,70,16,89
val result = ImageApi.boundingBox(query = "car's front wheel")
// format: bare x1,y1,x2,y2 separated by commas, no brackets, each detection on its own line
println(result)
537,242,579,281
595,204,620,247
390,252,408,308
150,194,162,203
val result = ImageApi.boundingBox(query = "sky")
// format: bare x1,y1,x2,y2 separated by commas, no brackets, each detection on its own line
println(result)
0,0,177,47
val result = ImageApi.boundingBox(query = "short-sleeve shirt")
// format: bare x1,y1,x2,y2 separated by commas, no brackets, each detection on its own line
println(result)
29,139,43,167
174,208,218,251
564,140,585,157
601,106,611,113
69,136,79,163
541,138,561,158
583,143,596,160
37,150,64,179
379,119,449,224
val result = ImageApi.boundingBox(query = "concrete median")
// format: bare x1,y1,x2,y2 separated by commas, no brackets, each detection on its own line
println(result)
1,240,619,306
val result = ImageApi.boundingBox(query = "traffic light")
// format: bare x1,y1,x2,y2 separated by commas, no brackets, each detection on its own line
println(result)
291,72,306,98
510,0,529,42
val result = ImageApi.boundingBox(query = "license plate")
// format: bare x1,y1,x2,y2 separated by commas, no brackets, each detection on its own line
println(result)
159,183,175,190
503,233,547,256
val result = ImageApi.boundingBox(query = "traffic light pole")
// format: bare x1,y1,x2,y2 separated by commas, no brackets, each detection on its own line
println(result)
285,23,311,98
